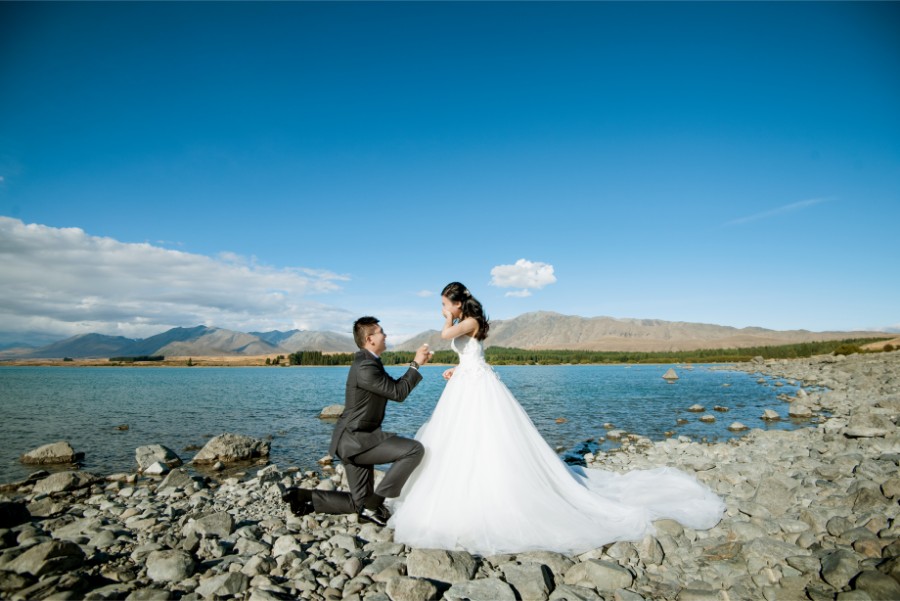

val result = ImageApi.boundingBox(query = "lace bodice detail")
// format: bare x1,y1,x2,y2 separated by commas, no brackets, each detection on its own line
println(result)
450,335,496,378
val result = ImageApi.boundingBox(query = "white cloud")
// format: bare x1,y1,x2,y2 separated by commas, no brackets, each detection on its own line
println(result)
490,259,557,296
0,217,354,341
726,197,830,226
505,289,532,298
415,289,435,298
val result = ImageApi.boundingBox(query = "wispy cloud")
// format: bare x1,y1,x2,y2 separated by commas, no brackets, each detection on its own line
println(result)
415,290,435,298
0,217,354,341
490,259,556,297
725,197,831,226
505,289,533,298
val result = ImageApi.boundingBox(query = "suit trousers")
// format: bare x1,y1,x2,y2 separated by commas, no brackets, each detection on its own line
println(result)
311,435,424,514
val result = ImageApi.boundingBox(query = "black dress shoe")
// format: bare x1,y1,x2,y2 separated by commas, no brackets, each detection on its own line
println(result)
282,487,314,517
358,504,392,527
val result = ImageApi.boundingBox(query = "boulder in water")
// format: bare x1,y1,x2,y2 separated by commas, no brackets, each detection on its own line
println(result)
136,444,183,472
319,404,344,419
191,433,270,465
19,441,83,465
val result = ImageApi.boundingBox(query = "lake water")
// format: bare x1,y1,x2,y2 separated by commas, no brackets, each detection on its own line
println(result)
0,364,807,483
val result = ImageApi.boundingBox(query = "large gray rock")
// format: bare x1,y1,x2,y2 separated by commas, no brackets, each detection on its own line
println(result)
135,445,183,472
635,535,665,565
25,497,67,518
196,572,248,598
844,415,895,438
821,549,861,589
7,540,85,576
761,409,781,421
406,549,477,584
19,441,82,465
0,572,32,593
319,405,344,419
751,477,797,518
272,534,303,557
788,404,814,418
146,549,195,583
158,468,199,491
502,562,554,601
745,537,810,563
445,578,516,601
385,576,440,601
516,551,575,580
32,471,97,494
549,584,604,601
676,589,723,601
189,512,235,539
853,570,900,600
192,433,270,465
853,487,893,513
563,559,634,591
882,477,900,499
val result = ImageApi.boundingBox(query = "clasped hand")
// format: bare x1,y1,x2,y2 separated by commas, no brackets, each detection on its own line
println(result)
414,344,432,366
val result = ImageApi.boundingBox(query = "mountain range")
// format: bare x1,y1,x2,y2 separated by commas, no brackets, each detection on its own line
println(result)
392,311,889,352
4,326,358,359
0,311,890,360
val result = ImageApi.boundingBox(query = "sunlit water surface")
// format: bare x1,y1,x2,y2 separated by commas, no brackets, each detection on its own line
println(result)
0,364,807,482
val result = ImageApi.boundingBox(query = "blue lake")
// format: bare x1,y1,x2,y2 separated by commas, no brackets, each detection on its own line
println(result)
0,364,806,483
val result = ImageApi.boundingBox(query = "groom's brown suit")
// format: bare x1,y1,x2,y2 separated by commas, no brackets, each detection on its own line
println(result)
310,349,424,514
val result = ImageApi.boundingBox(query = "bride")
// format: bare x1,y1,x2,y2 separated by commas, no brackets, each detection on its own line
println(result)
388,282,725,556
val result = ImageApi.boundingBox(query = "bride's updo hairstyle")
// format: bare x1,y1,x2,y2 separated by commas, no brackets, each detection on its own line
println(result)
442,282,490,341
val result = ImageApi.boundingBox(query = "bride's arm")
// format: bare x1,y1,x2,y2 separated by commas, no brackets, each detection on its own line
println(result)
441,316,478,340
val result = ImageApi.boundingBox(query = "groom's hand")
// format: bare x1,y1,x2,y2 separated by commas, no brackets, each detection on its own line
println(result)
414,345,432,366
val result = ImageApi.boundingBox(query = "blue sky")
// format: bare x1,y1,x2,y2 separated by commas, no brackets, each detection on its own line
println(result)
1,1,898,346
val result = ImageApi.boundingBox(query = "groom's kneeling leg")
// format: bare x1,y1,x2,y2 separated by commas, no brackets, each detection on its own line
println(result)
309,490,357,515
375,438,424,499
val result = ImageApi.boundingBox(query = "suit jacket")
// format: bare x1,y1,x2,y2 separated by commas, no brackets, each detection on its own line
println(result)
328,349,423,460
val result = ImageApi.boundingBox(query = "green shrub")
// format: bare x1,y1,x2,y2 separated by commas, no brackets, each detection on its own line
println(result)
833,344,861,356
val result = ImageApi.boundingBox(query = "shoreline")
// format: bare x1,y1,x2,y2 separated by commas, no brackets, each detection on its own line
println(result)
4,336,897,368
0,351,897,599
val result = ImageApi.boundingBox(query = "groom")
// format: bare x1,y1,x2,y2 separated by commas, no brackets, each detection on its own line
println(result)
282,316,432,526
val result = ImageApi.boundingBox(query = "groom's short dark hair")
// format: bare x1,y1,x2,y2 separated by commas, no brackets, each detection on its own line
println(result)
353,316,381,349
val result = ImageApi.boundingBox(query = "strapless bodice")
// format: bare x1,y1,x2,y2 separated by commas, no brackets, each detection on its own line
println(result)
450,335,495,378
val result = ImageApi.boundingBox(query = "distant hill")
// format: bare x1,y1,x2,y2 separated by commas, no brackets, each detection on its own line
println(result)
275,331,357,353
249,330,300,346
14,325,356,359
0,342,38,360
7,313,889,359
154,328,283,357
393,311,888,352
26,333,136,358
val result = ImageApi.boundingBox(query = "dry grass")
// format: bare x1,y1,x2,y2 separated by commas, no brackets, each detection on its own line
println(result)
1,355,285,367
861,337,900,351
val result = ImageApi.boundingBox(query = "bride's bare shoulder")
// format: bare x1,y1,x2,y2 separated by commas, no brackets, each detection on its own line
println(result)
443,317,478,340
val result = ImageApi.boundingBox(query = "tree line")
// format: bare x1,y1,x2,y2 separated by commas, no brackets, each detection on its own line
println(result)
109,355,165,363
282,337,889,366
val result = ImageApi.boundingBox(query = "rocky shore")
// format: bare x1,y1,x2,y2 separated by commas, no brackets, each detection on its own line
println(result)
0,351,898,600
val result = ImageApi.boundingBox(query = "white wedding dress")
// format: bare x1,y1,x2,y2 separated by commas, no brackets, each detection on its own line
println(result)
389,335,725,556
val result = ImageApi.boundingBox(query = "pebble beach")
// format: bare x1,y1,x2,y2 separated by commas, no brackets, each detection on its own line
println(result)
0,350,898,600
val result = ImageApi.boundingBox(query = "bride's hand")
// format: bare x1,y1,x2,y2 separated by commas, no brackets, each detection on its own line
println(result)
442,368,455,381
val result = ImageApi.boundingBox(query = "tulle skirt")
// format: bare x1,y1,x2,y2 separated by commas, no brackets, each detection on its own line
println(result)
389,363,725,556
